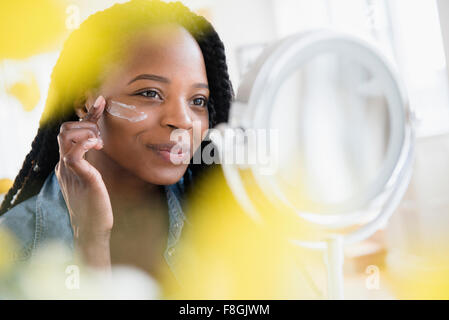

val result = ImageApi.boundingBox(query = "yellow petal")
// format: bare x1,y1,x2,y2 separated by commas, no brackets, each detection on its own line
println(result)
7,74,41,112
0,178,13,194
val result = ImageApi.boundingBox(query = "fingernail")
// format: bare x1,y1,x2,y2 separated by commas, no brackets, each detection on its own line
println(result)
87,137,98,143
93,96,103,108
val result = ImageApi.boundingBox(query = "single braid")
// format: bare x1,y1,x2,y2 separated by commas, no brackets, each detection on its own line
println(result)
0,132,41,215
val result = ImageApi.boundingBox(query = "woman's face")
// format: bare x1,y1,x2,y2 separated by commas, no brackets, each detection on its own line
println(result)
84,25,210,185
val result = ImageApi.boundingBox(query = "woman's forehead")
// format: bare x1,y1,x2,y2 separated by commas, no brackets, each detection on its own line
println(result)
122,24,206,74
97,24,209,92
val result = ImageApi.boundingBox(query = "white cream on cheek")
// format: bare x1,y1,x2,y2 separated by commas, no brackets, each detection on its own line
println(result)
106,100,148,122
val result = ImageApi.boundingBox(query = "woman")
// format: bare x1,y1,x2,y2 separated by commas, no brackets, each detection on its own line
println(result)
0,0,233,283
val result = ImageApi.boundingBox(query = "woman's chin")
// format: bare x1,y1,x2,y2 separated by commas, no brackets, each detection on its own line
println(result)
139,165,188,186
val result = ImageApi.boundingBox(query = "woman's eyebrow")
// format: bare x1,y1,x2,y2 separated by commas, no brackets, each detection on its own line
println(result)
127,73,209,89
193,83,209,90
127,74,169,85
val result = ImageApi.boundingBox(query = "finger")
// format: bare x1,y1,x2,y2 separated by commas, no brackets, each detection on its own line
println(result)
58,128,100,155
64,157,97,183
63,138,102,178
60,121,101,136
59,125,100,144
58,128,103,155
81,95,106,124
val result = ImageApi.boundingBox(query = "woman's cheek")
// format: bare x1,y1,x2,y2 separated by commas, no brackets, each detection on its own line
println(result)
99,116,136,154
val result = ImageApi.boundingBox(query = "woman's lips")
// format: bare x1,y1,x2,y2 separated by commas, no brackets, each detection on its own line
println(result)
145,144,190,164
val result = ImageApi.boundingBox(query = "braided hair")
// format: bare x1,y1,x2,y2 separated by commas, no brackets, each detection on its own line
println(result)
0,0,233,216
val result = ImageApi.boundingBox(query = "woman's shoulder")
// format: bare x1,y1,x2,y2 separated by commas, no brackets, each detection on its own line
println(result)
0,171,74,260
0,194,39,260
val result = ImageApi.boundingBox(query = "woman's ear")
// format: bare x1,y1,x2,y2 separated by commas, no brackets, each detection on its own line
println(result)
74,104,88,119
74,91,96,119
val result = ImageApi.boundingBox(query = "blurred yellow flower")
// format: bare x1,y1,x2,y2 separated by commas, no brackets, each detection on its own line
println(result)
386,247,449,299
0,178,13,195
1,241,160,299
0,228,18,276
161,166,325,299
6,73,41,112
0,0,68,59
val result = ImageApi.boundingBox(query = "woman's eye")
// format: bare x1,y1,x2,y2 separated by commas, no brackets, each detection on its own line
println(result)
138,90,160,99
192,97,207,107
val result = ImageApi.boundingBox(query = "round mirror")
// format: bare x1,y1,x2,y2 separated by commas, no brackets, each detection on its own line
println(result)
215,31,414,298
213,31,415,298
221,31,413,224
271,50,397,214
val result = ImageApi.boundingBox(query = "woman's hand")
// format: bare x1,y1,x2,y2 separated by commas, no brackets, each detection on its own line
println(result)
55,96,112,270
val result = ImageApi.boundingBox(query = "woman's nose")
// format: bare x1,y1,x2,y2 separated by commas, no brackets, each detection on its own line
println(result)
160,99,193,131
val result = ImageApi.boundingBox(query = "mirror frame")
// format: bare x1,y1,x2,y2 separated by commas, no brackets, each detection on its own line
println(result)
226,30,414,218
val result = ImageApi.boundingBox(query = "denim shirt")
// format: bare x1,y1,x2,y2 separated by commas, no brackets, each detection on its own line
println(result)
0,169,189,280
